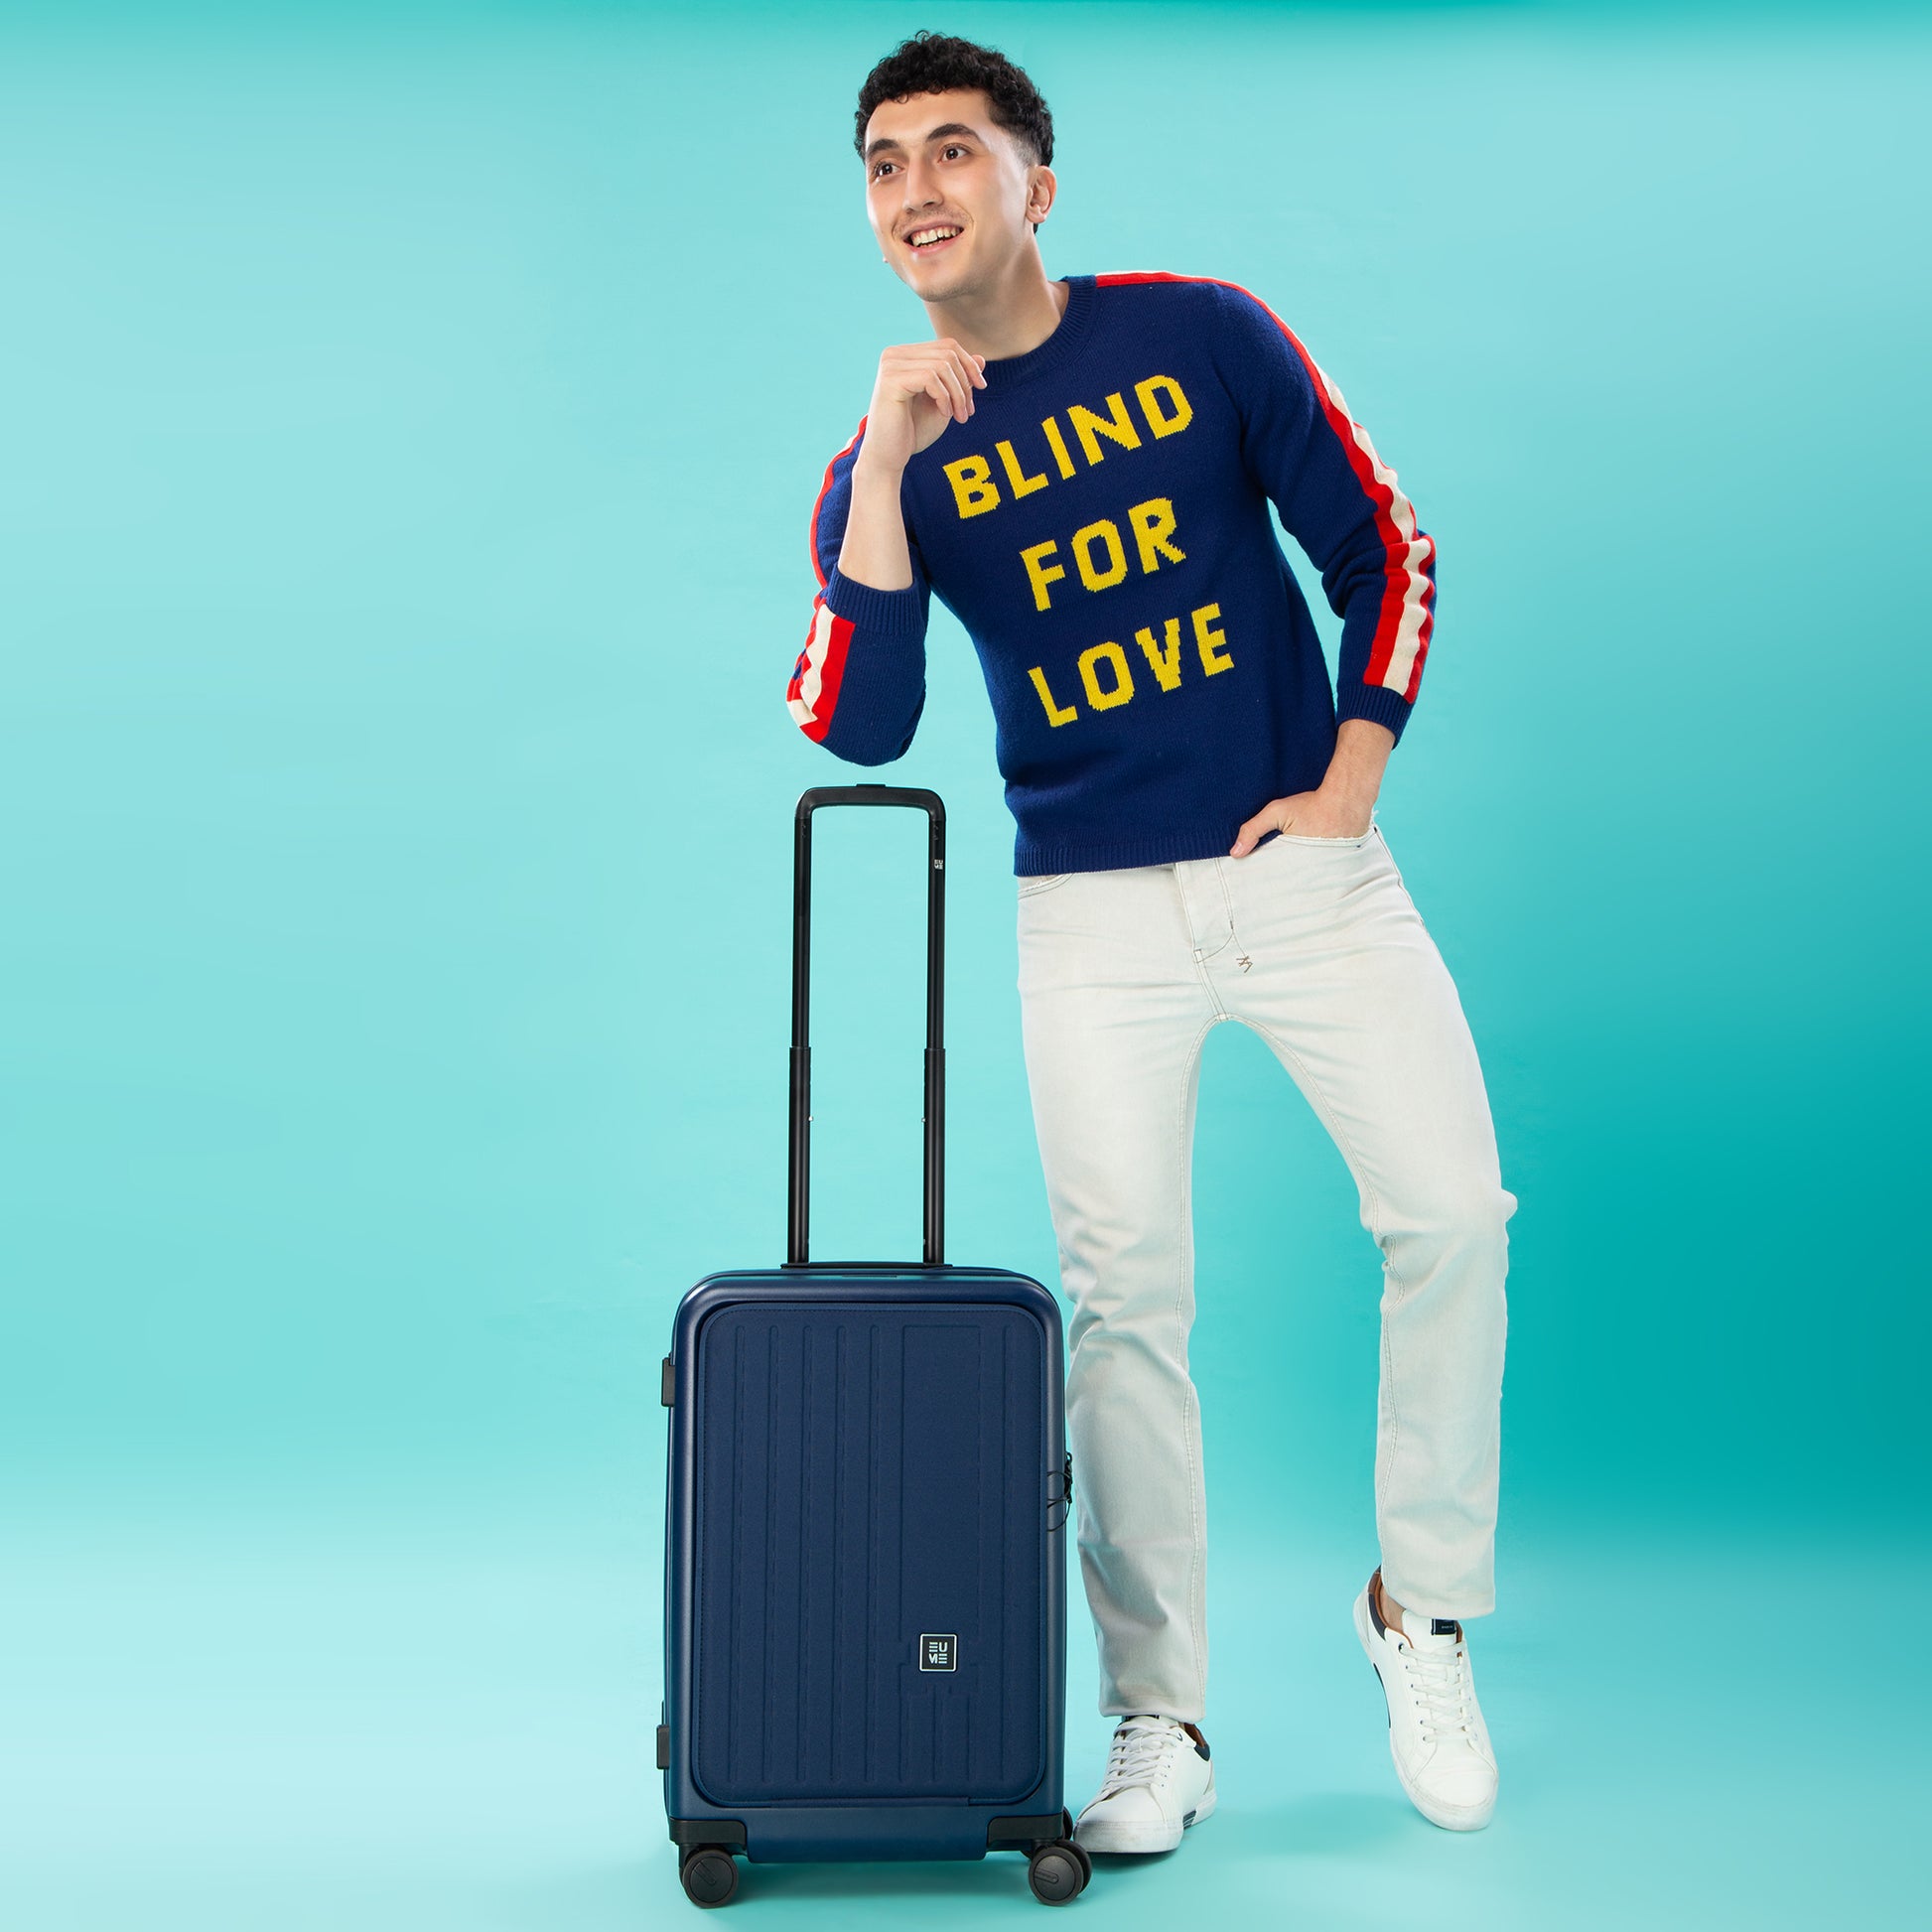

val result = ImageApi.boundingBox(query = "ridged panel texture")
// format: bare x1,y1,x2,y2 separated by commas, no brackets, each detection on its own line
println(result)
691,1303,1046,1805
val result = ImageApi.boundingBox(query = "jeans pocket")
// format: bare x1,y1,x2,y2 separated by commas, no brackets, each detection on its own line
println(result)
1018,872,1073,897
1273,828,1377,848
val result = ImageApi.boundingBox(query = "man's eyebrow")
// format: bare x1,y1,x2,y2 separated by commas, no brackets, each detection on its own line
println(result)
864,121,984,162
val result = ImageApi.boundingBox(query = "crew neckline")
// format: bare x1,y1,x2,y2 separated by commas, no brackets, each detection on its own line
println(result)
976,274,1095,391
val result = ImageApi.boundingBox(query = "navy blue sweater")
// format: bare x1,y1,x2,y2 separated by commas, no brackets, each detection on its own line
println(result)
785,272,1437,875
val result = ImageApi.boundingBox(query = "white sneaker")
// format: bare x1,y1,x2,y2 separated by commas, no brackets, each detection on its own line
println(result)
1353,1571,1498,1831
1072,1715,1217,1854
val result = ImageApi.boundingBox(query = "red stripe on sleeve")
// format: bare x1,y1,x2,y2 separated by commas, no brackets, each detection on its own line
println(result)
1095,272,1427,696
1403,612,1433,704
1259,313,1414,689
808,417,868,589
798,611,855,741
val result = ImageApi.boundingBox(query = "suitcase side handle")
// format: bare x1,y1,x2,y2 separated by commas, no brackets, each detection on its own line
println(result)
788,785,946,1268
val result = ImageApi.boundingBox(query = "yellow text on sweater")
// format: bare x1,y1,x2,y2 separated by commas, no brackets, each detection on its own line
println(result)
1020,498,1186,613
1029,604,1232,728
942,374,1194,521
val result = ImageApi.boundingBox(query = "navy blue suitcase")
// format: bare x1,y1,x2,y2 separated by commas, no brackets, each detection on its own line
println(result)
658,786,1085,1909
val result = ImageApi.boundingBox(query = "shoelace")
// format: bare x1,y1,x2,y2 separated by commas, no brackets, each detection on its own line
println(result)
1093,1716,1188,1799
1398,1638,1477,1743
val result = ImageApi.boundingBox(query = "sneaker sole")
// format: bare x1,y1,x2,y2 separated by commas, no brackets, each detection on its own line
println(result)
1073,1782,1217,1855
1352,1591,1497,1833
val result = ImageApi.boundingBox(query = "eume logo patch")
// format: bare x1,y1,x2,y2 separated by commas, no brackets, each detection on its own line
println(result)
919,1633,958,1672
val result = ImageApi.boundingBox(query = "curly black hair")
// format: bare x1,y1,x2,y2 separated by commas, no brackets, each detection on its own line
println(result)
854,31,1053,169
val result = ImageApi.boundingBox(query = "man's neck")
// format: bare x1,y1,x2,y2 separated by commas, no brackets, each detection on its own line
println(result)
921,255,1069,361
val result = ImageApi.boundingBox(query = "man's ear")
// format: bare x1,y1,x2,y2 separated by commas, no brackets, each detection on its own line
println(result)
1027,165,1057,230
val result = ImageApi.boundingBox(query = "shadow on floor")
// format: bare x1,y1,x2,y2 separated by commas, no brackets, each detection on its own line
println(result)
515,1794,1418,1924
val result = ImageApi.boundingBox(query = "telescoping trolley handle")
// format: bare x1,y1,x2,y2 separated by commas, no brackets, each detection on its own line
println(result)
787,785,946,1268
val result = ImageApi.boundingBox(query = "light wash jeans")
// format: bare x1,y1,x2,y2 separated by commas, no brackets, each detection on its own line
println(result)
1016,824,1513,1723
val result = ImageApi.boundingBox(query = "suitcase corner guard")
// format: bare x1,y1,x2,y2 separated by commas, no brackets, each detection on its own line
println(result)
986,1813,1068,1854
669,1818,748,1851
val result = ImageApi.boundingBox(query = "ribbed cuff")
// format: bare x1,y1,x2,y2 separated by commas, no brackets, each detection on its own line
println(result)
821,567,925,637
1337,681,1415,743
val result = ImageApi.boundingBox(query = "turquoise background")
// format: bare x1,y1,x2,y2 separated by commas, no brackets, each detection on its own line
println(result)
3,3,1926,1925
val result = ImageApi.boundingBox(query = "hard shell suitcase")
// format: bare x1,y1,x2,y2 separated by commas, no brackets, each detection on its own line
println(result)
658,785,1085,1909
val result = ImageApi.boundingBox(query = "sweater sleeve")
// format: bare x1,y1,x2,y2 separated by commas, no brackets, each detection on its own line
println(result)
1209,282,1437,740
783,418,930,765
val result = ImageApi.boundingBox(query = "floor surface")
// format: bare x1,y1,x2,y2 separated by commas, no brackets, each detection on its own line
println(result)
4,1507,1918,1930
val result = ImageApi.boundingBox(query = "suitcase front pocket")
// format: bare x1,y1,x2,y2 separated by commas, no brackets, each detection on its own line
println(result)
689,1303,1049,1807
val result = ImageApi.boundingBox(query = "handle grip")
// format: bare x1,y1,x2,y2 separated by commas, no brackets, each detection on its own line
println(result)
788,785,946,1267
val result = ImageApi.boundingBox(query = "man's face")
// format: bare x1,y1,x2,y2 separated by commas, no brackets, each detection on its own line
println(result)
863,87,1049,302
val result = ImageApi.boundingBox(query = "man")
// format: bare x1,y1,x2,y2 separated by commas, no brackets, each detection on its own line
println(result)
785,31,1514,1852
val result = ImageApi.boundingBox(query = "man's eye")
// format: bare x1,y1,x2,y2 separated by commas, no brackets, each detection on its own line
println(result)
942,145,967,159
872,161,895,178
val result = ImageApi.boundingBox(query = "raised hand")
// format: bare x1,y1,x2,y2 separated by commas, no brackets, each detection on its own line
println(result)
856,338,989,477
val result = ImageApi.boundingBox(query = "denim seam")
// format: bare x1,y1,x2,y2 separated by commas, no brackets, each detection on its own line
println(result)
1173,1011,1220,1718
1173,868,1234,1000
1245,1015,1413,1520
1370,828,1420,916
1210,857,1240,947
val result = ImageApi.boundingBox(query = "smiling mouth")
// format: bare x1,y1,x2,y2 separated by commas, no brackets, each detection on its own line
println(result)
905,224,963,250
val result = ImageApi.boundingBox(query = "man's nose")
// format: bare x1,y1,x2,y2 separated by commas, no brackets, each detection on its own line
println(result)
900,157,943,207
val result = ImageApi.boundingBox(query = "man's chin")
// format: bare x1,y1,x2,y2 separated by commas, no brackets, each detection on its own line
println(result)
901,260,985,306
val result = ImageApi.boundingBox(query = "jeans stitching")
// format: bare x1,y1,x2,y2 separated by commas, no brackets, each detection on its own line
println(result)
1173,1012,1219,1716
1370,831,1424,928
1172,869,1233,1007
1210,858,1240,949
1243,1016,1412,1519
